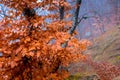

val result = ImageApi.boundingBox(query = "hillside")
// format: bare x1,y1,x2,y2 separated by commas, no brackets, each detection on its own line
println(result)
66,26,120,80
86,26,120,65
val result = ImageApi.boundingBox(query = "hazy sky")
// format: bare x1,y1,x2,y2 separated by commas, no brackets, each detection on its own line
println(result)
76,0,119,39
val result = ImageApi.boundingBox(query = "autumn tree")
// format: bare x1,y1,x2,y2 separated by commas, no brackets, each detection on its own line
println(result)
0,0,91,80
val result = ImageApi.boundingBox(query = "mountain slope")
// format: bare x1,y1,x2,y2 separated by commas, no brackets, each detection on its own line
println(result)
86,26,120,65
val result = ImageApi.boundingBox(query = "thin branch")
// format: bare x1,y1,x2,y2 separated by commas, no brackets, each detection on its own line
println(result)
62,0,82,48
68,0,82,35
59,6,64,20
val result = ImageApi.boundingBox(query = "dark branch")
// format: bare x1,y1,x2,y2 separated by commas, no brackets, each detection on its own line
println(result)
59,6,64,20
68,0,81,34
62,0,82,48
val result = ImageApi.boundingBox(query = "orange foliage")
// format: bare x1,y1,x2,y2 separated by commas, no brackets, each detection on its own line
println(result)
0,0,91,80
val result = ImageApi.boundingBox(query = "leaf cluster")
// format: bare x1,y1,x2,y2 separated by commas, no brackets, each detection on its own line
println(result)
0,0,91,80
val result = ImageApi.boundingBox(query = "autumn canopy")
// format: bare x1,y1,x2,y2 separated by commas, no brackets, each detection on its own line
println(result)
0,0,90,80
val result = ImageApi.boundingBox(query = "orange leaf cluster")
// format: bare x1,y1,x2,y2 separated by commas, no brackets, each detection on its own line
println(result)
0,0,91,80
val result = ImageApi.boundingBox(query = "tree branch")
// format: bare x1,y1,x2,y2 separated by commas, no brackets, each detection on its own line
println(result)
68,0,81,34
59,6,64,20
62,0,82,48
